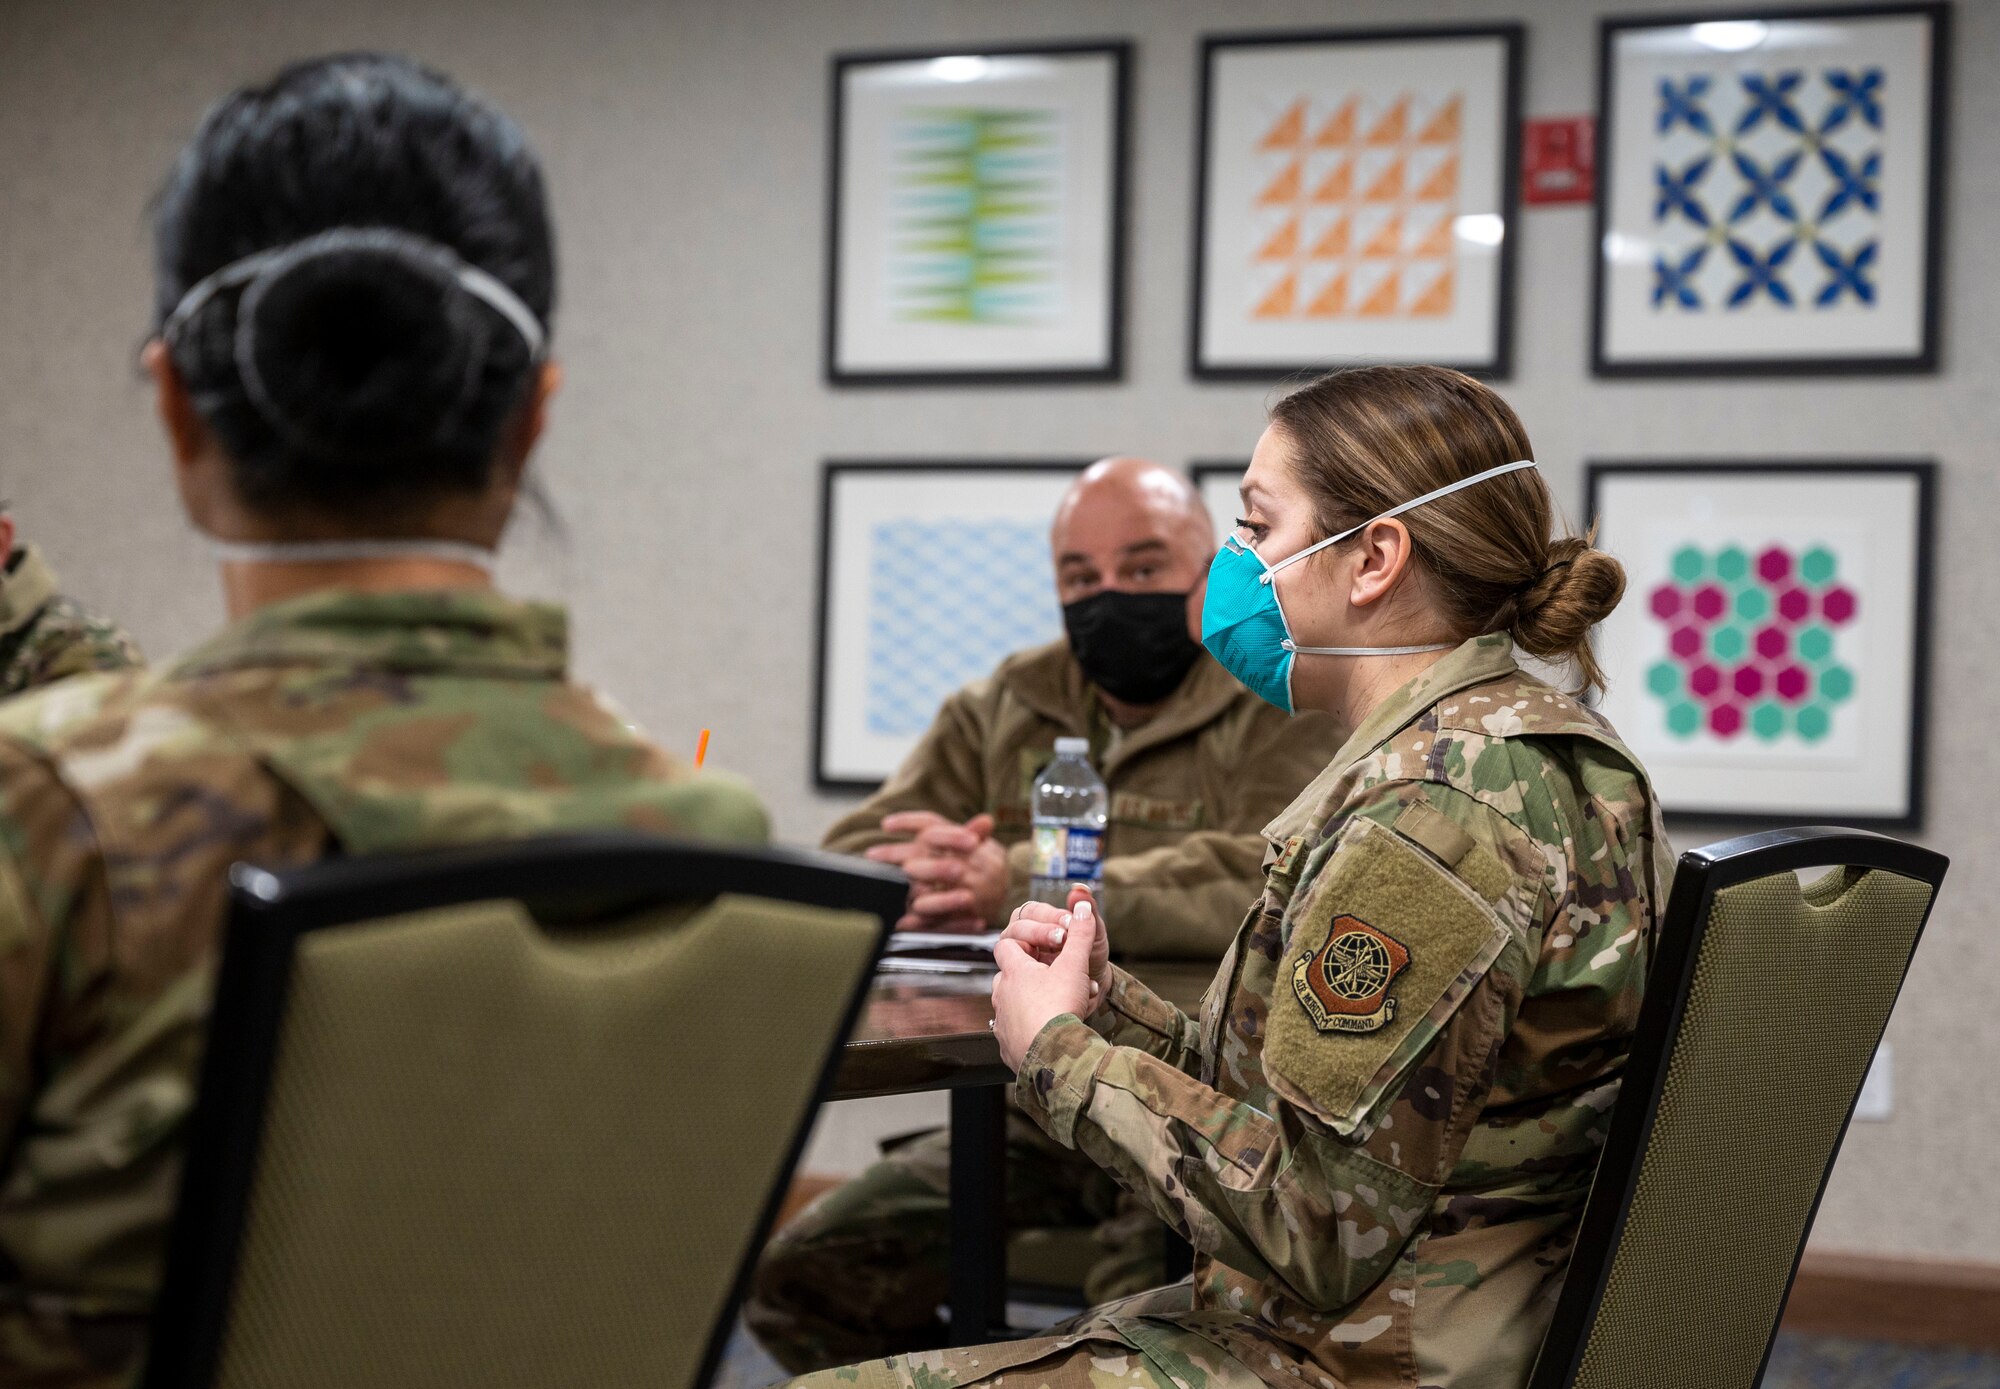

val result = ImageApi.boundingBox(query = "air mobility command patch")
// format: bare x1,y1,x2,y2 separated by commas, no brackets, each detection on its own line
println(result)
1264,814,1518,1136
1292,914,1410,1034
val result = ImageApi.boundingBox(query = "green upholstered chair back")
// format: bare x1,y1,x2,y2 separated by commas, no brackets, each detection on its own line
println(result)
1527,827,1948,1389
143,834,901,1389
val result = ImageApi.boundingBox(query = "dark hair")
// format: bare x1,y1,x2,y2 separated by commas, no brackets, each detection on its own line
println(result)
1270,365,1626,696
152,53,555,521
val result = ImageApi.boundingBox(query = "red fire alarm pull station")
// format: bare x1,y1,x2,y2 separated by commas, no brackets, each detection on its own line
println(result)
1523,115,1595,205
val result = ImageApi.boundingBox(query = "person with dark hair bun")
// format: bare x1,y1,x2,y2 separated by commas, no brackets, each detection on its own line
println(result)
0,53,766,1382
794,366,1675,1389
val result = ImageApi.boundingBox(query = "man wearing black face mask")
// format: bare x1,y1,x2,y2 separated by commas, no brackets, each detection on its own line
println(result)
748,459,1341,1372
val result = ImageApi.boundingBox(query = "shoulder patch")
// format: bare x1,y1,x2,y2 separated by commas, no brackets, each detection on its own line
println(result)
1266,817,1514,1135
1292,915,1409,1033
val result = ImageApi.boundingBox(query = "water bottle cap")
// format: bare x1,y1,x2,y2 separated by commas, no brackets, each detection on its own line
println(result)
1053,736,1090,757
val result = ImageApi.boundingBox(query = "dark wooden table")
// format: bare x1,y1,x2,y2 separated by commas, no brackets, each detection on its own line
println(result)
829,959,1211,1345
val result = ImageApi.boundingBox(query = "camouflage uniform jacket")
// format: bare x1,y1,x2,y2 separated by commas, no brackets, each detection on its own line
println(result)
0,588,769,1384
0,546,142,696
1014,634,1674,1389
823,642,1342,958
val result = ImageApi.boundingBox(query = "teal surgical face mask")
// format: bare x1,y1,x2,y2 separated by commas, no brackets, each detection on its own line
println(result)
1199,459,1539,714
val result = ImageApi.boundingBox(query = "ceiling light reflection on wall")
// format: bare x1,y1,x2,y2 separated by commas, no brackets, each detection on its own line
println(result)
928,55,991,82
1690,20,1770,52
1455,213,1506,247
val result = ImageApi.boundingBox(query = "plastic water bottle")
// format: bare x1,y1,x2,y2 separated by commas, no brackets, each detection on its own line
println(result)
1030,737,1109,906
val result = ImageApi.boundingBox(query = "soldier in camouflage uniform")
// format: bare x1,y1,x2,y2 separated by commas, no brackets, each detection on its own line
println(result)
791,366,1673,1389
749,461,1342,1371
0,55,768,1386
0,523,142,694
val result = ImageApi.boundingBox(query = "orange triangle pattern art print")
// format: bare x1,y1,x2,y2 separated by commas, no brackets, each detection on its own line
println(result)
1244,89,1463,323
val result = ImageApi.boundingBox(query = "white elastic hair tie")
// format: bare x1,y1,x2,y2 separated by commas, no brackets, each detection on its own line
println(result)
161,227,545,361
1259,458,1541,586
208,538,497,574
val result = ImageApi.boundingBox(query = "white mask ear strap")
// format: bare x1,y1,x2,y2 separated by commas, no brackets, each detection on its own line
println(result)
1262,458,1540,582
162,227,547,361
208,538,497,574
1284,639,1454,657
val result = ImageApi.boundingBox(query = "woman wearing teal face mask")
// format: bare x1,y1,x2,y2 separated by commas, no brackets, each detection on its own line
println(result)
791,365,1674,1389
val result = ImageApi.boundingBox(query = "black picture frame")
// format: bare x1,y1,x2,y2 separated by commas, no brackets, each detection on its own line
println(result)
824,40,1132,387
1189,22,1525,383
1590,2,1951,377
813,459,1092,791
1584,459,1935,830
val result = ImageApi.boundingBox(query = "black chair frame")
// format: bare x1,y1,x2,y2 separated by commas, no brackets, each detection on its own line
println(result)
141,832,905,1389
1526,826,1949,1389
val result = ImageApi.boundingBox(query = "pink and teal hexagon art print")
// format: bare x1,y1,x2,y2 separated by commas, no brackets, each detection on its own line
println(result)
1643,542,1857,744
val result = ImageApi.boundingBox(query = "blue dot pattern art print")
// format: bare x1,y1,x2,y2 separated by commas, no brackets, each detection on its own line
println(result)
864,519,1061,736
1650,67,1882,313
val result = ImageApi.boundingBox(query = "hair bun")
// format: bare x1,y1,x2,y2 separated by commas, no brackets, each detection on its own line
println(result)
1511,534,1626,688
234,230,491,463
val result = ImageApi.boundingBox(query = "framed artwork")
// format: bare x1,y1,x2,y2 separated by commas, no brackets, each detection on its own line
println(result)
815,461,1087,789
1191,25,1524,381
825,42,1130,385
1593,4,1949,376
1587,461,1935,828
1191,461,1249,543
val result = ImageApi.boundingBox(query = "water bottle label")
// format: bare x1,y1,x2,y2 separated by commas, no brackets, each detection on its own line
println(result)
1030,825,1105,882
1030,825,1065,879
1063,826,1104,880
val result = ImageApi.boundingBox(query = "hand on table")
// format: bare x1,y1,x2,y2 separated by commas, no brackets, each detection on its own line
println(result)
864,810,1008,931
992,887,1112,1071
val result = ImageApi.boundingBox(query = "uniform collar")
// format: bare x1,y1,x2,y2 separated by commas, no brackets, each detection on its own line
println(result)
1261,633,1519,848
0,545,58,637
170,587,569,681
1006,641,1245,774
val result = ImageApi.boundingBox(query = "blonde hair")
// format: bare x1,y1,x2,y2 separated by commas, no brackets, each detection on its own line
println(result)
1269,364,1625,695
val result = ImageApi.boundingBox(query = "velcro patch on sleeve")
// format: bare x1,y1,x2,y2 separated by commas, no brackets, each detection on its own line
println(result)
1265,817,1511,1133
1393,800,1514,906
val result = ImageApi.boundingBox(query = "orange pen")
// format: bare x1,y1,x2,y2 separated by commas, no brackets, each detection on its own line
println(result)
695,728,711,769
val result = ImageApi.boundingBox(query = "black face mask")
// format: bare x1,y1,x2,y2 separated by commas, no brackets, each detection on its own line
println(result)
1062,590,1204,705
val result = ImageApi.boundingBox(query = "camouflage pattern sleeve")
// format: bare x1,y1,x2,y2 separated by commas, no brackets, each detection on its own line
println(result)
1016,1012,1439,1312
1014,778,1545,1314
0,598,144,699
0,739,102,1208
0,844,51,1160
820,683,994,855
1084,965,1203,1070
650,768,771,846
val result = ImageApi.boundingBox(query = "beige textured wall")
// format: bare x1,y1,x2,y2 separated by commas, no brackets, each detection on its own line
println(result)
1,0,1994,1260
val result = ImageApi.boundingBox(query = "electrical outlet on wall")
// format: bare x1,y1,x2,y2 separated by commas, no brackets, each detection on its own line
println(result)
1853,1043,1893,1121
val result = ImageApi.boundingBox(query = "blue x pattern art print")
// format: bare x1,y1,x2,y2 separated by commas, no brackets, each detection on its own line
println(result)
864,518,1061,736
1650,66,1882,313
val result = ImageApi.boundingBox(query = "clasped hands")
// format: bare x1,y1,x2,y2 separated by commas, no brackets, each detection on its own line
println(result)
864,811,1010,931
991,885,1113,1071
865,811,1112,1070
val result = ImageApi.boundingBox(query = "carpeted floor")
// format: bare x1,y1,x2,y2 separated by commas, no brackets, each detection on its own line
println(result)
713,1326,2000,1389
1759,1334,2000,1388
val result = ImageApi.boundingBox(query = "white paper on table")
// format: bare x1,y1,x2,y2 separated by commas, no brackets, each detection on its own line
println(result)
881,930,1005,955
